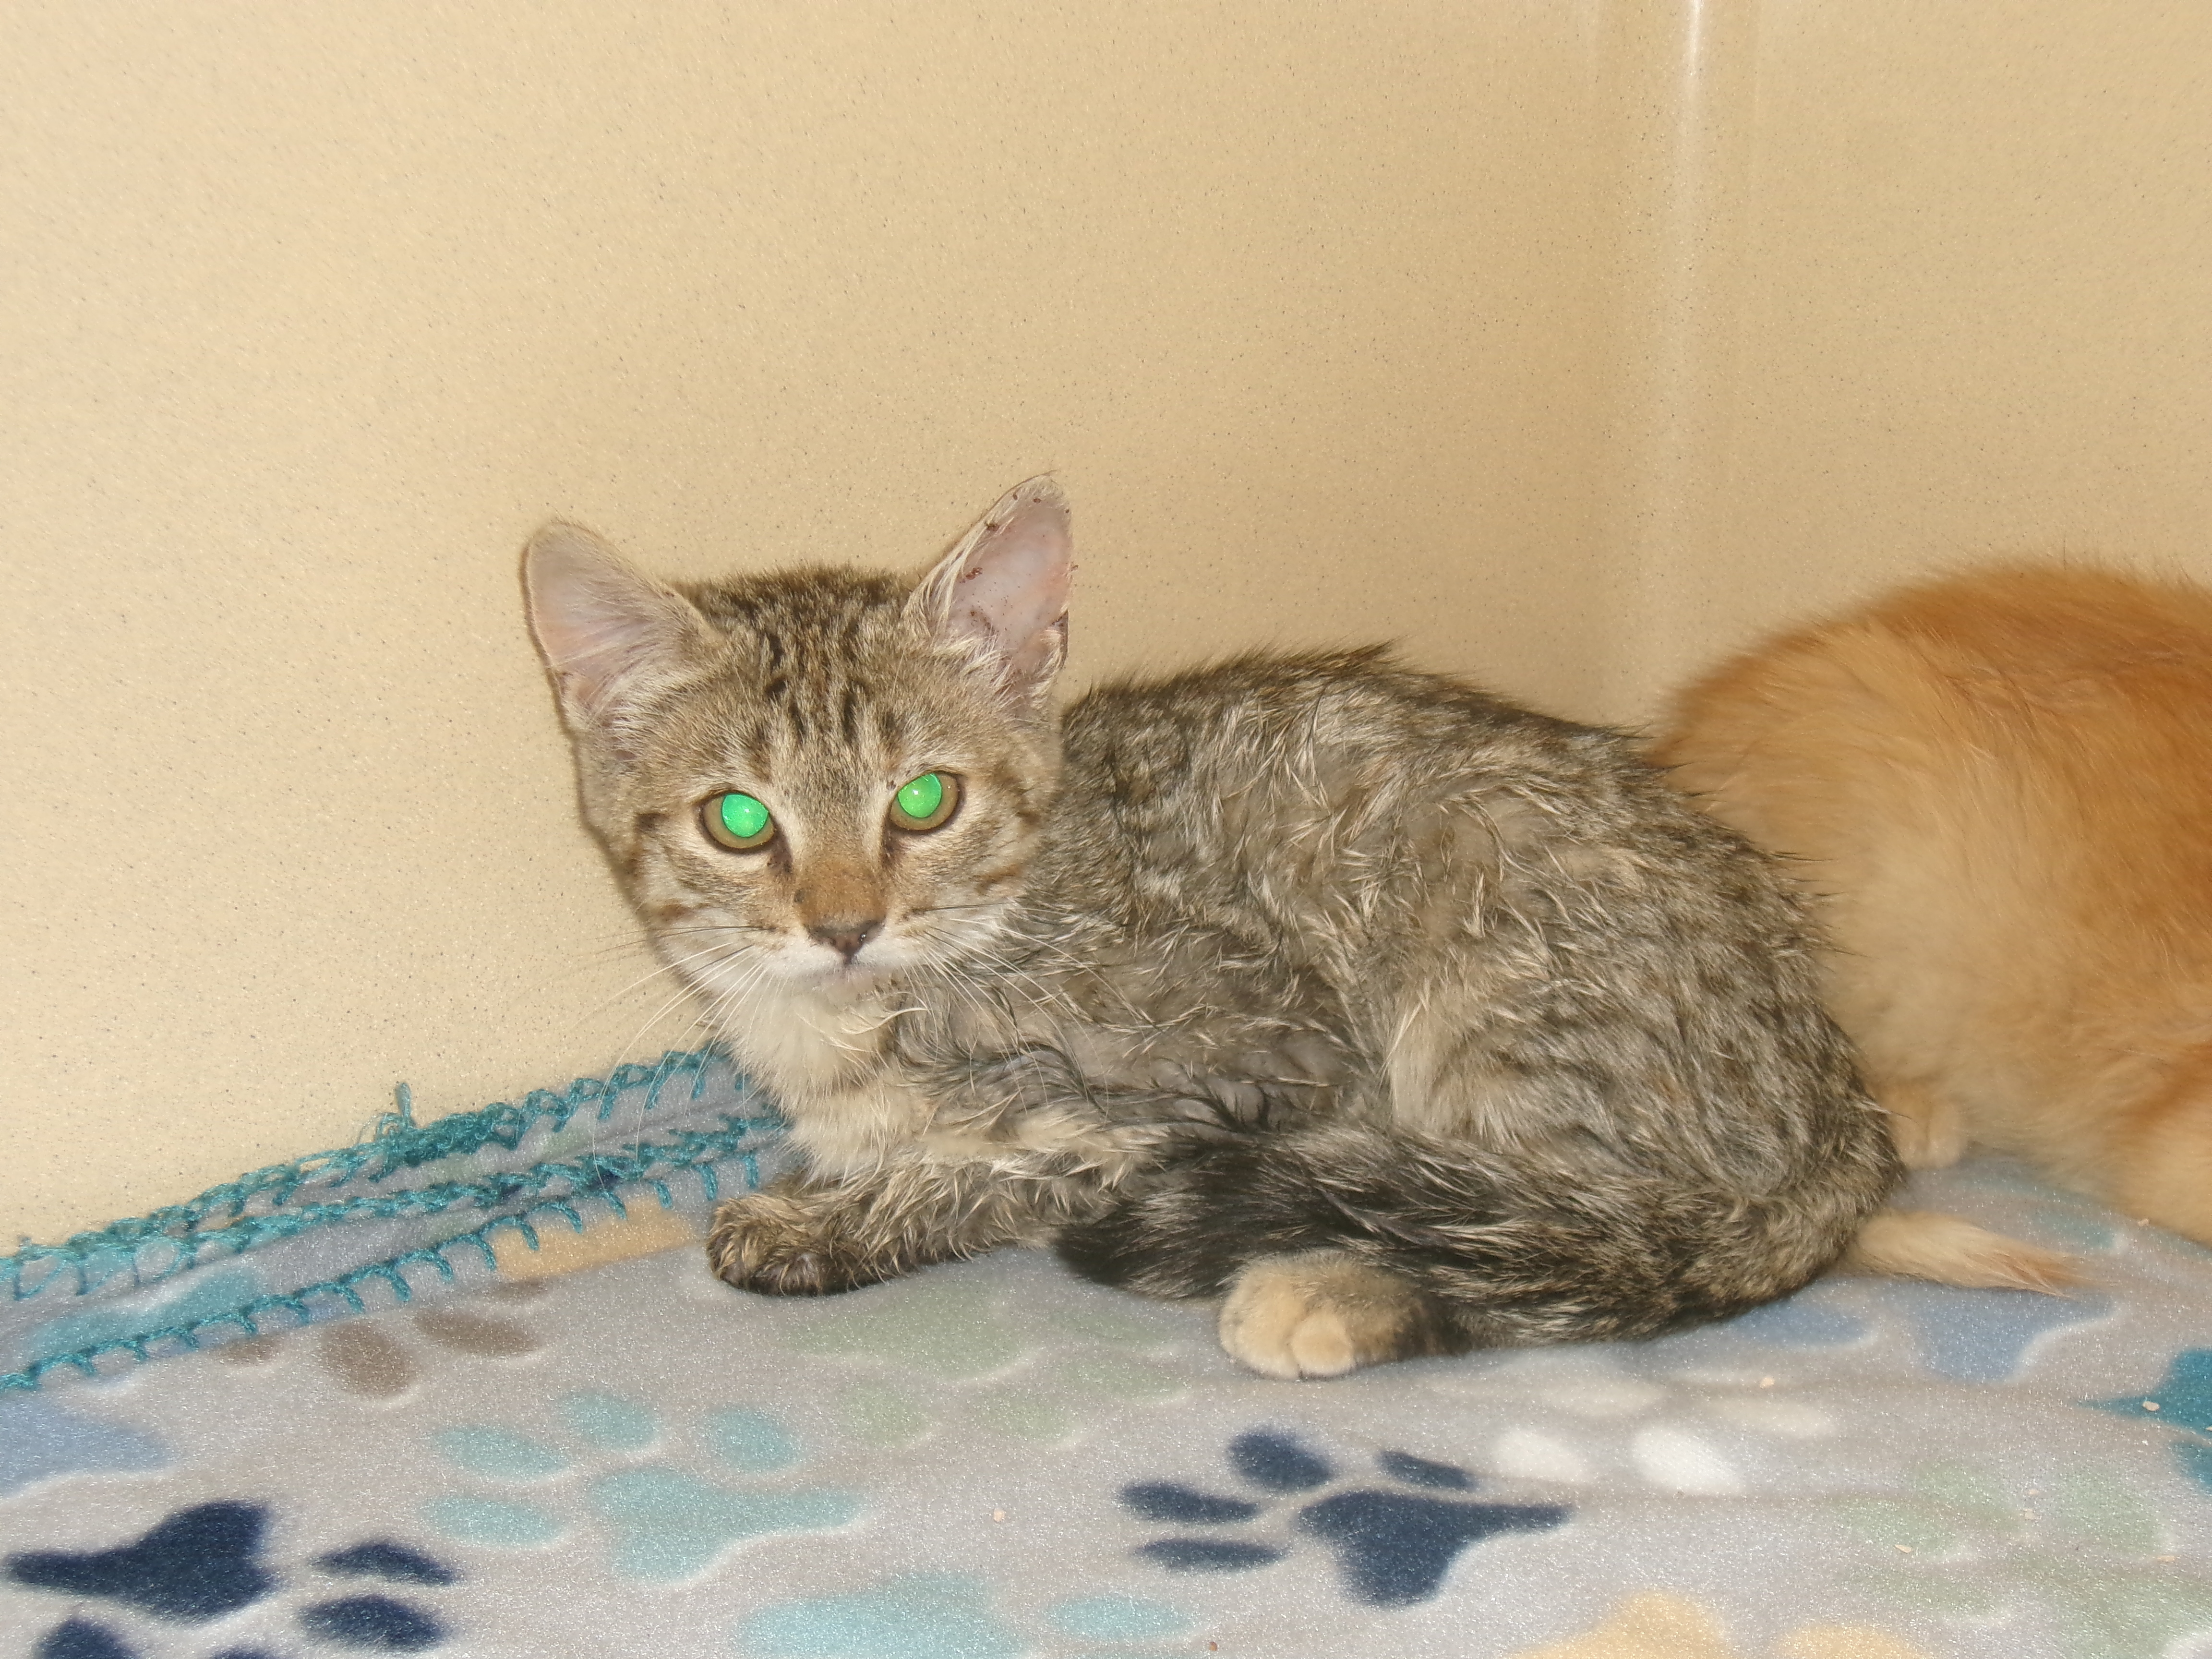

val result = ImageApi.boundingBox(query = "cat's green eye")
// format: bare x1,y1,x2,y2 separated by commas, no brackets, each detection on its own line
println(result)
888,771,960,833
703,791,775,851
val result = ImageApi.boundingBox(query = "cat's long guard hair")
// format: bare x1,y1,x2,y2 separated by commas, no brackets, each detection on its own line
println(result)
1659,563,2212,1257
525,481,2062,1381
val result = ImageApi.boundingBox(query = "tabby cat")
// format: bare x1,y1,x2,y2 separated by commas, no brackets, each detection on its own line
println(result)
524,480,2036,1380
1659,563,2212,1254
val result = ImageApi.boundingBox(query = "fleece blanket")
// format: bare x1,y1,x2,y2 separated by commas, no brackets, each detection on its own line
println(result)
4,1050,2211,1659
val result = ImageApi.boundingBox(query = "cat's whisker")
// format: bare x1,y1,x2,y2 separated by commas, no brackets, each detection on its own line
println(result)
966,952,1082,1021
928,967,1017,1046
570,940,749,1027
526,924,777,1000
611,956,749,1070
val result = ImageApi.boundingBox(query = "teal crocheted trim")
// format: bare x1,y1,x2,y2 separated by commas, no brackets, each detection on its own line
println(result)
2,1048,776,1304
0,1120,763,1393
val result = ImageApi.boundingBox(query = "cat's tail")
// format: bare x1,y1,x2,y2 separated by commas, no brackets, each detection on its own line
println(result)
1058,1129,2084,1377
1842,1207,2080,1294
1056,1123,1890,1356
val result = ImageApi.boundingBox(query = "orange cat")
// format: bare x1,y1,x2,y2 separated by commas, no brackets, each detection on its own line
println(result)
1658,564,2212,1257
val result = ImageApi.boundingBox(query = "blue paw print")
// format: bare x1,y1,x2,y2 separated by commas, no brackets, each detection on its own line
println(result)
7,1500,459,1654
740,1572,1193,1658
1885,1283,2113,1382
422,1393,860,1581
1724,1287,1872,1348
0,1394,170,1497
2086,1347,2212,1494
1728,1278,2111,1383
1120,1430,1570,1606
742,1573,1022,1658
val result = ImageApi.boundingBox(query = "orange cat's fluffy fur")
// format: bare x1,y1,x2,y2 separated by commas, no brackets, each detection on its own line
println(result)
1658,565,2212,1258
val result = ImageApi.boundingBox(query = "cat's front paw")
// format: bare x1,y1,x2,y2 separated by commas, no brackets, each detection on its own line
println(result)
706,1187,896,1297
1217,1250,1456,1380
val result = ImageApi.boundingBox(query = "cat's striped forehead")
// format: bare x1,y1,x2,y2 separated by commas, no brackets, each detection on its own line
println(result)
684,566,908,664
676,566,966,775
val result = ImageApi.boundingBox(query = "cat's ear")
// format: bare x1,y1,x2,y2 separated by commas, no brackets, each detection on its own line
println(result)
524,522,708,725
912,477,1072,713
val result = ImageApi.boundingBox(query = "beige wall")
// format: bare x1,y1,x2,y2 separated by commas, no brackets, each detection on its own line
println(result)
1605,0,2212,706
5,1,2208,1242
1,1,1610,1240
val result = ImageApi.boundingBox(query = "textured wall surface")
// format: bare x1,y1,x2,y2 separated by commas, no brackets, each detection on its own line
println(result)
6,1,2210,1240
1600,0,2212,707
2,1,1608,1238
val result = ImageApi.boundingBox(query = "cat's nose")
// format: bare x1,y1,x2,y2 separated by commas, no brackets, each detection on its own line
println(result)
807,917,883,962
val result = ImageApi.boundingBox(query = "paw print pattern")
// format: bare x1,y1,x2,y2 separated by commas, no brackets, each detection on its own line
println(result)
742,1572,1023,1658
215,1284,548,1399
0,1394,171,1498
782,1274,1191,1450
6,1500,460,1655
1497,1590,1938,1659
9,1501,274,1620
1839,1459,2212,1658
1121,1430,1570,1606
2088,1346,2212,1494
1882,1283,2114,1383
740,1570,1195,1658
37,1620,147,1659
1724,1277,2112,1383
421,1393,859,1581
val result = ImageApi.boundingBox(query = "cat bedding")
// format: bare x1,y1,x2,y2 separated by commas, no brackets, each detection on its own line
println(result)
2,1056,2210,1659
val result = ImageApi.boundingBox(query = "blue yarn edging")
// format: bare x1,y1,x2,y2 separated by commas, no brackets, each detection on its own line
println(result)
3,1047,780,1304
0,1125,770,1394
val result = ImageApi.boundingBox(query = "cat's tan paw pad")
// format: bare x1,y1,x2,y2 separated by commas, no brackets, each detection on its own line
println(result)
1217,1252,1431,1381
1219,1282,1357,1381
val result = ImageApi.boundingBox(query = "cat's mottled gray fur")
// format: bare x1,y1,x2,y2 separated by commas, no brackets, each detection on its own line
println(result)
525,479,1903,1378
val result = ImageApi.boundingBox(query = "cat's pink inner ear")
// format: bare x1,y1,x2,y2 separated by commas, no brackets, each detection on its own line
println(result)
929,478,1073,698
524,523,698,718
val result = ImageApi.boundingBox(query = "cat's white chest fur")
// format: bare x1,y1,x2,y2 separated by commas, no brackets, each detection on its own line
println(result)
715,977,939,1174
719,977,891,1091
